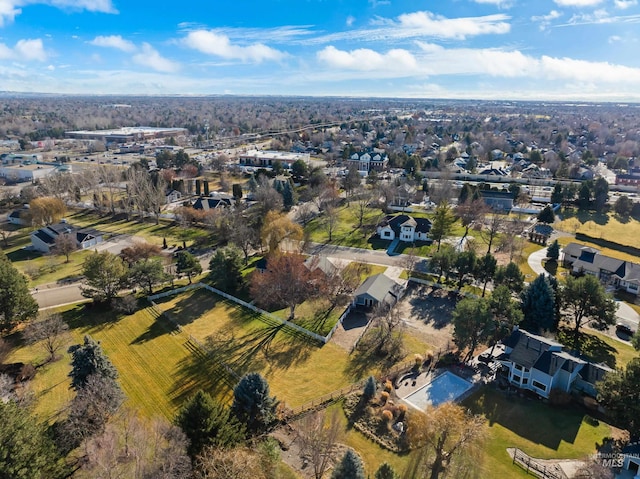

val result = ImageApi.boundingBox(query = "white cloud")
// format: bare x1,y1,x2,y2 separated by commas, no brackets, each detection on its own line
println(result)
0,38,46,61
531,10,562,30
608,34,622,42
47,64,54,70
0,0,116,27
396,12,511,39
562,9,640,25
132,43,179,73
615,0,637,8
183,30,286,63
346,15,355,27
89,35,135,52
471,0,513,7
553,0,603,5
317,46,417,71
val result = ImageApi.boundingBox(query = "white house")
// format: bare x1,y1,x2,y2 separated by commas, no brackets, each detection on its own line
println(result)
31,222,104,254
376,214,432,243
165,189,182,204
498,328,613,399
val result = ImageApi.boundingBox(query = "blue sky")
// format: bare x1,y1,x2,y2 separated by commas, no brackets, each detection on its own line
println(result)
1,0,640,100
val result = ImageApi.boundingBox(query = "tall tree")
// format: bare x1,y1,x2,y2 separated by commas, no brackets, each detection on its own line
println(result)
551,183,563,204
0,400,66,479
176,251,202,284
455,198,487,240
430,244,456,283
561,275,617,353
614,195,634,217
231,373,278,435
297,409,343,479
23,312,69,362
331,449,365,479
52,232,77,263
375,463,400,479
494,262,525,293
593,177,609,212
249,253,318,320
29,197,66,226
406,403,485,479
537,205,555,224
454,250,476,291
547,239,560,262
487,285,523,354
208,245,244,292
0,254,39,332
68,335,119,390
474,253,497,297
452,298,493,361
342,165,362,201
430,201,455,252
260,210,303,252
521,274,556,333
81,251,127,302
480,213,505,254
129,258,168,294
175,390,245,458
597,357,640,437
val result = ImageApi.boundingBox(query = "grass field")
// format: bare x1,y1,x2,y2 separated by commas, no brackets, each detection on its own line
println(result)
556,211,640,252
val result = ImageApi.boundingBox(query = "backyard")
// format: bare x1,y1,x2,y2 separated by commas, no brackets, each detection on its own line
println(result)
556,209,640,250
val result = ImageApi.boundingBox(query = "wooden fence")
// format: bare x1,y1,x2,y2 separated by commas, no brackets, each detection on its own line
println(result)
511,448,566,479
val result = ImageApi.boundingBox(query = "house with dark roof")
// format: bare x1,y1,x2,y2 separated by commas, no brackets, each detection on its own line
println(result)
8,205,31,226
479,190,515,212
562,242,640,297
498,328,613,399
30,221,104,254
192,194,233,211
353,273,404,308
376,214,432,243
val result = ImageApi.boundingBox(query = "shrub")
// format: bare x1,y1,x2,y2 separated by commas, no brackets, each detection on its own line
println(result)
379,391,389,405
381,409,393,423
413,354,423,365
425,350,434,363
397,404,408,420
383,379,393,392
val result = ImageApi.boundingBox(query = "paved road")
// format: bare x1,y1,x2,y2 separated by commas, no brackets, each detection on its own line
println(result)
32,283,87,310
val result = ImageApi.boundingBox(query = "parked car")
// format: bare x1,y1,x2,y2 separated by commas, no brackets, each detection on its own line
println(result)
616,323,635,336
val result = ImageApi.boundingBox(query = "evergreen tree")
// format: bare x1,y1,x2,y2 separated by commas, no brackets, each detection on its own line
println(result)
547,240,560,261
247,174,258,193
375,462,399,479
430,202,455,252
521,274,556,333
452,297,493,361
474,253,497,297
0,254,39,332
208,245,244,293
494,262,525,293
281,180,296,210
454,250,476,291
363,376,377,401
0,400,66,479
175,390,245,458
551,183,563,204
81,251,128,302
331,449,365,479
231,373,279,435
537,205,555,224
597,357,640,436
176,251,202,284
68,335,118,390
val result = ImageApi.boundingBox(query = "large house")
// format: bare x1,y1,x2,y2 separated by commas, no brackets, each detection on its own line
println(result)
192,194,233,211
562,242,640,297
498,328,613,399
479,190,515,211
353,273,404,308
347,152,389,173
376,214,432,243
31,221,104,254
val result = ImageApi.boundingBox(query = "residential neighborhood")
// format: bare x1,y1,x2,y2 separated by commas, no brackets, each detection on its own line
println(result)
0,96,639,479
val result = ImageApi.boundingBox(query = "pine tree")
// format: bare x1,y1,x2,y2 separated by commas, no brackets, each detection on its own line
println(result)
331,449,365,479
521,274,556,333
176,390,245,458
231,373,279,435
363,376,377,401
547,239,560,261
282,180,296,210
494,262,525,293
375,462,399,479
537,205,555,224
0,254,39,332
68,335,118,390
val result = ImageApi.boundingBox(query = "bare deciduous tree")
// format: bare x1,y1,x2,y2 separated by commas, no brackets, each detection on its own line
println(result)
23,312,70,362
296,409,343,479
52,232,77,263
480,213,505,255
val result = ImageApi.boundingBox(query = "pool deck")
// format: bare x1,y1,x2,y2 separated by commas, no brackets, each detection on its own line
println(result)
395,359,499,406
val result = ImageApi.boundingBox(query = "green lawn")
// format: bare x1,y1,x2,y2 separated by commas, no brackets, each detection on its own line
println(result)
463,387,612,478
154,289,361,407
305,204,385,249
556,210,640,250
518,241,545,282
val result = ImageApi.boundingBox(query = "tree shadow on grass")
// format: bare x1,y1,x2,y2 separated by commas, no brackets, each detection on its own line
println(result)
161,290,220,327
345,341,399,382
130,316,179,345
407,286,454,329
463,387,583,450
61,303,123,332
557,327,618,368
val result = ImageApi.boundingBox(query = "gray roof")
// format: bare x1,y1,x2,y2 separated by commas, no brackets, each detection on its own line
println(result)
504,329,563,369
354,273,402,304
378,214,432,235
533,350,585,376
578,362,614,385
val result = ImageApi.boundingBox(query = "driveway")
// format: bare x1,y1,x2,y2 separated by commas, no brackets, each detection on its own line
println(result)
527,247,548,277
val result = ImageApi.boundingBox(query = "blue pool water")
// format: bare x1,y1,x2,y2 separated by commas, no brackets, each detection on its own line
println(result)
403,371,473,410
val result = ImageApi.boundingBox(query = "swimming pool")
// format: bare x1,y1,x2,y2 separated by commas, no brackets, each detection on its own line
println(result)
403,371,473,410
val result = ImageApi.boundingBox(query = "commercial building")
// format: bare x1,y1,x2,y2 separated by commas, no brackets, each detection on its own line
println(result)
0,164,56,182
238,150,310,168
65,127,188,143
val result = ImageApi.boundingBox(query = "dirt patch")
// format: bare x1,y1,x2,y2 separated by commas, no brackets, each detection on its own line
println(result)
395,284,456,351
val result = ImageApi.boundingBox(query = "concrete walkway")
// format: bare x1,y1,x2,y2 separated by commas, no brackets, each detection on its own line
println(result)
527,247,549,277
